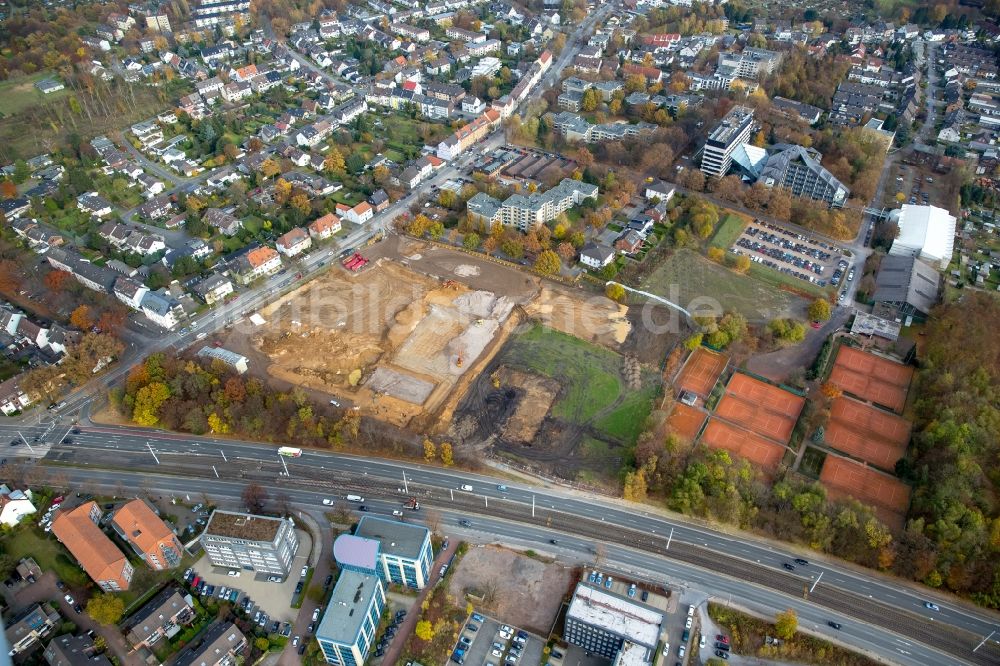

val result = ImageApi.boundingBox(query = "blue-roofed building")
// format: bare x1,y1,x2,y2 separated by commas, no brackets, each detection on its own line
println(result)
332,534,380,577
315,570,385,666
353,516,433,589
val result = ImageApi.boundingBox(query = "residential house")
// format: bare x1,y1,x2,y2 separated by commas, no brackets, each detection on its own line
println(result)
0,484,36,527
368,190,389,212
308,213,341,240
234,246,282,285
203,208,243,236
44,633,113,666
579,242,615,269
191,274,234,305
124,586,195,651
615,229,644,254
337,201,374,225
51,502,134,591
77,192,114,218
113,277,150,310
139,290,185,330
644,180,675,203
174,622,246,666
5,604,60,656
112,499,184,571
275,227,312,257
0,377,33,416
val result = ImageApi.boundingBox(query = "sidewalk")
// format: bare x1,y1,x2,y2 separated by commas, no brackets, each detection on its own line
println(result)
378,539,460,666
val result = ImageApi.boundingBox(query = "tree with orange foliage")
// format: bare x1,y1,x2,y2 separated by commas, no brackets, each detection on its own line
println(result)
0,180,17,199
44,270,71,292
821,383,843,399
70,305,94,330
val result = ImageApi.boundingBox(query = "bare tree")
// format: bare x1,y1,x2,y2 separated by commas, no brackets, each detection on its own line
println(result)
241,482,268,514
273,492,292,517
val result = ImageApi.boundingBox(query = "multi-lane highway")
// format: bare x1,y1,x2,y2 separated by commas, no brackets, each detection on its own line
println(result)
6,420,999,666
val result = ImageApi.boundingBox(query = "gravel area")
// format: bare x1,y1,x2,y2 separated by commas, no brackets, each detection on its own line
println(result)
447,545,575,634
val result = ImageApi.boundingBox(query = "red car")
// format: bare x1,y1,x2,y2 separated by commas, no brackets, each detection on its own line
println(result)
716,635,729,644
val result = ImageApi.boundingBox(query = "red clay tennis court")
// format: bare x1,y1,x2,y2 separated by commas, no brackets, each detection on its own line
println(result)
714,373,805,444
829,346,914,414
825,397,911,470
675,348,729,398
820,455,910,530
702,419,786,474
667,403,707,442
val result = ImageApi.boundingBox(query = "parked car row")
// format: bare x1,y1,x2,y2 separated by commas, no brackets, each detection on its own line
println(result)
373,609,406,658
753,220,842,254
183,568,282,635
732,250,828,286
736,238,826,275
745,226,834,261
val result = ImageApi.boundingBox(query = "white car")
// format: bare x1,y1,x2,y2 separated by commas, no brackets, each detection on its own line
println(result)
301,566,309,577
661,642,670,656
491,649,503,658
685,616,693,630
687,604,695,617
322,498,334,505
64,594,75,605
700,634,706,649
499,630,512,640
227,570,240,577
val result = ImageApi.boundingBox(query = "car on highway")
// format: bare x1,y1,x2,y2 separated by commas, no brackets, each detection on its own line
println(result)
460,484,473,491
497,484,507,491
924,602,940,611
828,621,842,630
782,562,795,571
322,498,334,505
794,558,809,566
458,519,472,527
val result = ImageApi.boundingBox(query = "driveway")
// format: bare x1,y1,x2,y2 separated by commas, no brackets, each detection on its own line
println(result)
277,512,334,665
5,570,142,665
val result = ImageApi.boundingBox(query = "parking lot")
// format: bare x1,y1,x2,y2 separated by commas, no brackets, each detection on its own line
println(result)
189,528,312,623
730,220,849,289
452,612,545,666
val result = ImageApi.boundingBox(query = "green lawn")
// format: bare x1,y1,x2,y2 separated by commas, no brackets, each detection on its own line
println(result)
746,261,833,299
505,325,622,422
640,248,802,321
2,528,90,587
0,73,68,117
709,214,747,249
595,385,658,444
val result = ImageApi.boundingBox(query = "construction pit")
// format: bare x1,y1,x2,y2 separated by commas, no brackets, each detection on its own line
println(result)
241,249,638,432
247,260,521,427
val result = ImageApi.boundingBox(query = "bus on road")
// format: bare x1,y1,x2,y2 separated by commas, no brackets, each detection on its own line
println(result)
278,447,302,457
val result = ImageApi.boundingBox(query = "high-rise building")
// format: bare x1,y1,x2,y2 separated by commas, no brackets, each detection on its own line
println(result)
315,570,386,666
701,106,755,178
336,516,434,590
564,581,664,664
759,144,850,205
199,511,298,577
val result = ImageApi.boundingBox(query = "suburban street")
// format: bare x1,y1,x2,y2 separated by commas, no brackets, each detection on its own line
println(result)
4,419,999,666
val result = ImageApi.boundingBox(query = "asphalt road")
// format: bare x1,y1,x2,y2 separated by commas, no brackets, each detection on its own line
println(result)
8,421,999,666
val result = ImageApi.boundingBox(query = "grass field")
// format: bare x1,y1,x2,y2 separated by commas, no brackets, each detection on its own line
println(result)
641,248,803,321
595,385,658,443
709,214,747,249
0,80,167,159
2,528,90,587
504,325,657,448
507,325,622,422
746,262,833,299
0,73,68,117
